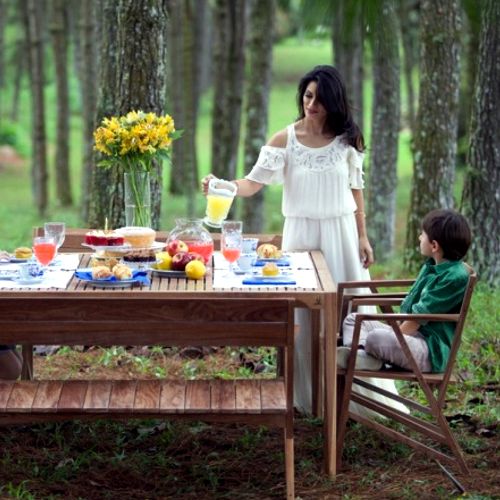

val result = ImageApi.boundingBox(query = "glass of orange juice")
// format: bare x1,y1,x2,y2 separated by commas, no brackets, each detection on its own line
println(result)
221,220,242,277
204,178,237,228
33,236,57,269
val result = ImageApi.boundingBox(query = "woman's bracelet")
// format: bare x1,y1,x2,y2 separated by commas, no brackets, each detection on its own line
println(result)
355,210,366,218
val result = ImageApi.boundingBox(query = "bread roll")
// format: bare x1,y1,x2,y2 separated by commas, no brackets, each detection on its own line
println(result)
14,247,33,259
113,263,132,280
91,265,113,280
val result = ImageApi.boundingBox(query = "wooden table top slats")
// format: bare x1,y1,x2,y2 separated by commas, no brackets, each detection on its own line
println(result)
0,380,286,415
0,251,330,299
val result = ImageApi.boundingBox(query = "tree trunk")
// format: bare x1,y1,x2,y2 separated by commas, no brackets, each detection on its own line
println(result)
332,0,364,131
0,0,5,119
88,0,168,230
79,0,97,221
167,0,185,195
50,0,72,206
405,0,461,271
23,0,48,216
398,0,418,134
457,1,481,165
461,0,500,287
167,0,199,216
242,0,275,233
10,37,25,122
211,0,246,182
367,0,400,261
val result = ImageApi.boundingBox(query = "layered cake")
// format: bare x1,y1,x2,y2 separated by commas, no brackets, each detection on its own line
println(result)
117,227,156,248
84,230,124,247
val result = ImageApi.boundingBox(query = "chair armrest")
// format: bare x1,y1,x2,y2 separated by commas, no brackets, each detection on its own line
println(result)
338,279,415,290
354,312,461,323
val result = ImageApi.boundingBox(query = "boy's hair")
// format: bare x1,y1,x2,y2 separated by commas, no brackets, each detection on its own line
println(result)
422,209,472,261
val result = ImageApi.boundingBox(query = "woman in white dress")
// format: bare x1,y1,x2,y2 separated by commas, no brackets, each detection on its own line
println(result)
202,65,406,416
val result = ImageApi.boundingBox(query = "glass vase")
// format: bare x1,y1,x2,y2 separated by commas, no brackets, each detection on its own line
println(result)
124,171,151,227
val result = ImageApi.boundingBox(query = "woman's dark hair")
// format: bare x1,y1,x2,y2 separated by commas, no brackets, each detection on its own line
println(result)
296,65,365,151
422,209,472,261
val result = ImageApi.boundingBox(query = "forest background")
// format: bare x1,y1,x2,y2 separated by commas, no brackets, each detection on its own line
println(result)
0,0,498,498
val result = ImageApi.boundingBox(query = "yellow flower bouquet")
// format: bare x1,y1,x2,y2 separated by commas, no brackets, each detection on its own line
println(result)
94,110,181,226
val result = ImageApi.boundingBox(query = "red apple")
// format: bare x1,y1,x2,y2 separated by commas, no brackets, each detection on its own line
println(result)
167,239,188,257
171,251,196,271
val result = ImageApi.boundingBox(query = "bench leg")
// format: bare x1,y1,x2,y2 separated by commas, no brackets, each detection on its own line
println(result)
285,427,295,499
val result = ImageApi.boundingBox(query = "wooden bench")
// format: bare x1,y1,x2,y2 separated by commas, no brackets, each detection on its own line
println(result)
3,297,297,498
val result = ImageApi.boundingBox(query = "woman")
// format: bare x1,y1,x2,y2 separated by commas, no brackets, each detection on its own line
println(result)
202,65,405,415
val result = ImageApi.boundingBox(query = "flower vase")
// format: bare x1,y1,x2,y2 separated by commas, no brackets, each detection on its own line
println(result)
124,171,151,227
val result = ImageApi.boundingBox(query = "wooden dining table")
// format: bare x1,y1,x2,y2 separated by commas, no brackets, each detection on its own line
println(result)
0,249,338,477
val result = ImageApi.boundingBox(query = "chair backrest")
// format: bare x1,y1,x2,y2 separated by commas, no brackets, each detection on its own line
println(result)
437,265,477,405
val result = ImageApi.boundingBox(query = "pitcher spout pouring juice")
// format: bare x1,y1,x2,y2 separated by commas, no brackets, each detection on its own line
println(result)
204,179,237,228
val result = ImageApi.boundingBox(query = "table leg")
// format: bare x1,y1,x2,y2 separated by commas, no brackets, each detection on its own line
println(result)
323,292,337,477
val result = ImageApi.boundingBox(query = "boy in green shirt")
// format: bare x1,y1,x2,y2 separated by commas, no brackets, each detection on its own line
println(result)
339,209,472,373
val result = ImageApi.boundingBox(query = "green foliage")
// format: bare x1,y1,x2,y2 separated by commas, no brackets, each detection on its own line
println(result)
0,121,18,147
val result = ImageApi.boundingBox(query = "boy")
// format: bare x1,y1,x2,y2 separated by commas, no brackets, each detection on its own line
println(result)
338,208,472,373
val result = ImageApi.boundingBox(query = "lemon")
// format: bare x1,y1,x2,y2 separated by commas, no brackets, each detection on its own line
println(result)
262,262,280,276
185,260,206,280
156,251,173,270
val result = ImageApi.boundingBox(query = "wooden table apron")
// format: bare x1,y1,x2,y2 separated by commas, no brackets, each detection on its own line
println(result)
0,251,338,477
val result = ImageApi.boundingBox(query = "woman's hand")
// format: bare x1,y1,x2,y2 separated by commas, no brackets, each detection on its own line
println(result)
359,236,374,268
201,174,217,195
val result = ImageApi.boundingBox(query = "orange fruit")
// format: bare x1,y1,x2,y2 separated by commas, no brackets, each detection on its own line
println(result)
185,260,206,280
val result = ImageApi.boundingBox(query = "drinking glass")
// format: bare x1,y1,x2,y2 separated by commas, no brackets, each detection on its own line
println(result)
44,222,66,251
221,220,242,277
33,236,57,269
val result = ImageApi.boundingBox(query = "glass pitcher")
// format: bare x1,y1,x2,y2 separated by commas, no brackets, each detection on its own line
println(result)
204,178,237,228
167,218,214,265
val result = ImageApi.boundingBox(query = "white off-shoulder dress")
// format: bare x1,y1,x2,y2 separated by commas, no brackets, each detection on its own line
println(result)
246,124,407,415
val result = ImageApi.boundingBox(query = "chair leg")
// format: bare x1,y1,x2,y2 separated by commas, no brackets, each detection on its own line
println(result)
285,427,295,499
21,344,33,380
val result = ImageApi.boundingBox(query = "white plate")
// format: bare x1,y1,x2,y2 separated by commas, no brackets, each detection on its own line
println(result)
81,243,132,252
8,256,30,263
150,267,187,278
79,278,137,288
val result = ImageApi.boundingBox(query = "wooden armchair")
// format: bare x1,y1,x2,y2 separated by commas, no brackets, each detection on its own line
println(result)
335,267,477,475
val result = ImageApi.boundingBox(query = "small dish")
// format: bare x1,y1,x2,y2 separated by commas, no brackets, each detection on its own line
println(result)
150,266,187,278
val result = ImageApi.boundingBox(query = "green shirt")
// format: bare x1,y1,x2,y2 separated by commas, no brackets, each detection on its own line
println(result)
400,259,469,372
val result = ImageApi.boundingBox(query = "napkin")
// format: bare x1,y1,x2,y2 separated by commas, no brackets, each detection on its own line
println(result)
75,269,150,285
252,257,291,267
242,276,296,285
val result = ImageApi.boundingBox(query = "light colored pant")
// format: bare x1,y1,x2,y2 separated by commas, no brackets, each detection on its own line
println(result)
342,313,432,372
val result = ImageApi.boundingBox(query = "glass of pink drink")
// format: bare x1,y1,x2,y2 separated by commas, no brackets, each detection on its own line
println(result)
33,236,57,268
221,220,242,277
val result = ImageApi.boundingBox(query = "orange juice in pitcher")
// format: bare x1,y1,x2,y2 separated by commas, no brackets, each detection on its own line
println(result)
204,179,237,228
